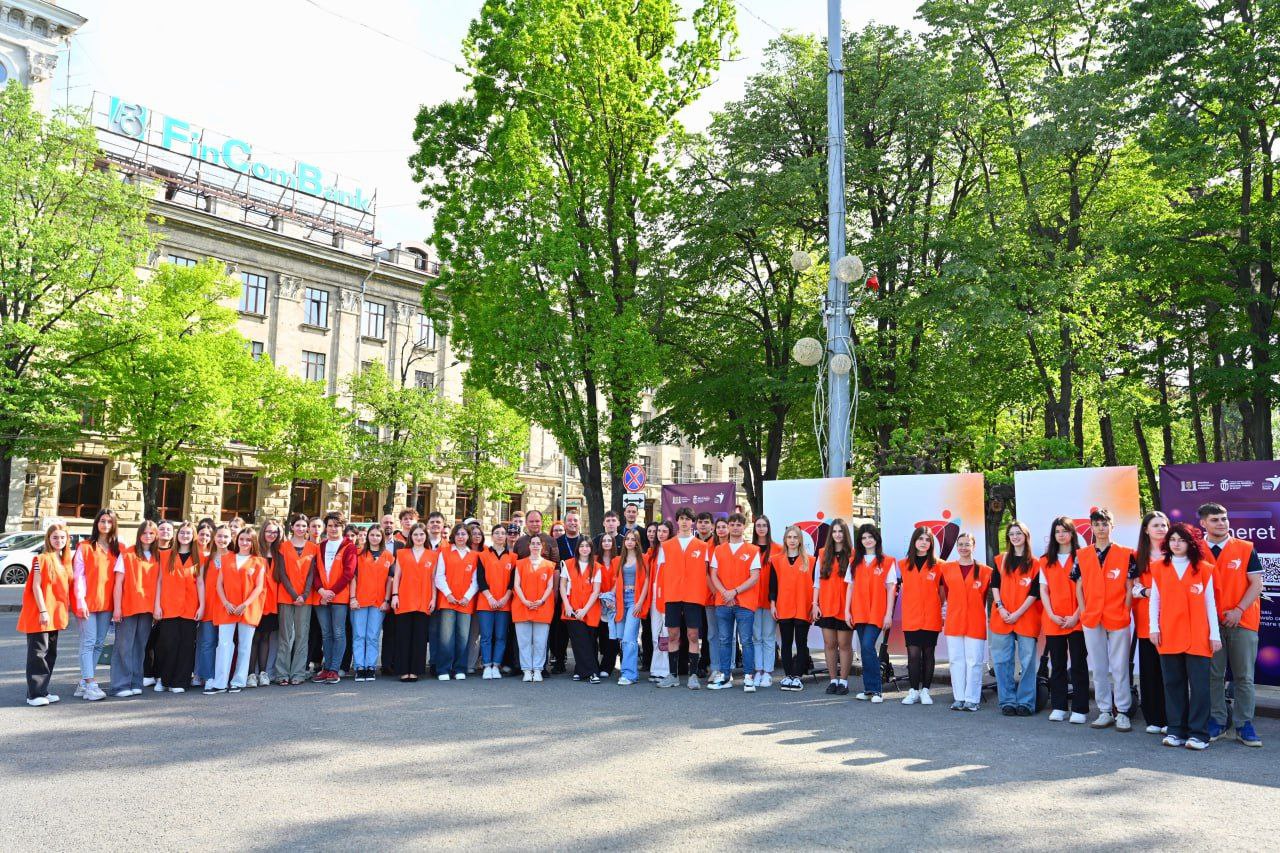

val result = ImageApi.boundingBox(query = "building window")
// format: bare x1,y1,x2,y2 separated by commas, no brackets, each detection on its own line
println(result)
414,371,435,390
239,271,268,314
303,287,329,328
498,492,522,520
350,480,379,523
702,464,712,482
32,18,48,37
455,489,472,521
416,313,436,348
166,254,198,268
80,402,104,431
249,341,265,361
303,351,326,383
413,484,433,516
728,465,738,483
58,459,105,519
356,419,378,438
670,460,682,484
290,479,323,518
221,469,257,523
363,301,386,339
639,456,651,477
156,471,186,521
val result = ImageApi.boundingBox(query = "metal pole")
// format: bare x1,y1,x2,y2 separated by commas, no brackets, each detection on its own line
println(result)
825,0,850,478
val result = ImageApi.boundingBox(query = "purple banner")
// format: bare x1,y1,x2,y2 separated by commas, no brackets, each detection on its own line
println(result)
660,482,737,522
1160,462,1280,686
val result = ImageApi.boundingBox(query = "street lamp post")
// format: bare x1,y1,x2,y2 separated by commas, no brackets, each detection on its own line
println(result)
824,0,850,480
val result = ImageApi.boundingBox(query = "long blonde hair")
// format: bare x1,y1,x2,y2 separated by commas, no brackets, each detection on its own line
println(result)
782,525,810,576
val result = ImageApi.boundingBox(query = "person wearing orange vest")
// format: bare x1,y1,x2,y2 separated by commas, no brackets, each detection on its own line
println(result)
646,521,674,683
1040,516,1089,724
561,538,604,683
391,522,436,681
989,520,1042,716
312,511,357,685
772,526,812,691
350,524,394,682
655,508,714,689
477,524,517,680
72,508,123,702
1199,502,1264,748
941,532,992,712
1130,511,1170,734
18,524,74,707
205,526,267,694
750,515,783,688
898,527,943,706
273,514,318,685
595,532,621,679
248,519,284,689
708,512,761,692
512,533,558,681
612,528,650,685
109,521,161,698
1150,522,1221,750
844,523,898,702
1073,507,1137,732
431,523,479,680
151,521,203,694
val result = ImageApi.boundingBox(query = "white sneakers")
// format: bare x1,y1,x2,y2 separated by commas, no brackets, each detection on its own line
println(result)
483,664,503,679
142,678,156,687
247,674,258,688
617,677,634,686
707,674,731,690
83,683,106,701
1145,724,1163,734
26,696,49,707
1069,712,1087,725
455,673,467,681
522,670,533,682
1115,713,1132,732
870,694,884,704
743,674,756,693
919,688,933,705
1049,709,1067,722
532,670,543,682
437,674,450,682
1090,712,1114,729
757,672,772,689
902,689,920,705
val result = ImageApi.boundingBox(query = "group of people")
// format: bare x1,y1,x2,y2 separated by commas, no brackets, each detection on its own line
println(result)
16,497,1265,752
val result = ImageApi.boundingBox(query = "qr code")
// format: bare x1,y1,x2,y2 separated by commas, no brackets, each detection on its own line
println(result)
1261,554,1280,591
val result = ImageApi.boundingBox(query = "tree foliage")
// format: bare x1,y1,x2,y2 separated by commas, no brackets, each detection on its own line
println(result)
447,387,529,511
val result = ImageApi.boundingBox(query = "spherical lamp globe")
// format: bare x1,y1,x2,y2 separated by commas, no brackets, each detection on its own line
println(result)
792,337,823,367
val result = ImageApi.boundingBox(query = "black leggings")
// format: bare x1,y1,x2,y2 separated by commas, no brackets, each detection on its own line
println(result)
904,629,938,690
1136,636,1167,727
1046,631,1090,713
596,622,618,674
251,616,277,672
154,617,196,690
567,620,598,679
779,618,810,677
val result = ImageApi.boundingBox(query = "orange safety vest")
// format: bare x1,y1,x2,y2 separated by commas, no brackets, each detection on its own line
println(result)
1152,559,1216,657
1208,538,1260,631
17,551,73,633
941,561,991,639
512,557,556,623
989,553,1042,639
899,557,943,632
1077,544,1134,631
711,542,761,608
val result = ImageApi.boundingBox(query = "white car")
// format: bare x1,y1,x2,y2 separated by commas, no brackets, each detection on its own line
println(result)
0,531,43,552
0,542,41,586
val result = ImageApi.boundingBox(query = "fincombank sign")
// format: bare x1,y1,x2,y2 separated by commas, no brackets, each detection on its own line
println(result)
100,94,374,213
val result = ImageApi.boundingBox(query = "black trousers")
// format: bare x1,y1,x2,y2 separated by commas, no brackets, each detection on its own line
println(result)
381,610,398,674
26,630,58,699
340,609,353,672
567,620,598,679
154,618,197,690
596,622,618,674
1046,631,1090,713
394,612,429,676
143,622,159,679
549,597,569,670
502,619,520,670
1161,652,1210,741
640,615,653,671
1135,636,1167,727
308,609,324,668
778,618,810,678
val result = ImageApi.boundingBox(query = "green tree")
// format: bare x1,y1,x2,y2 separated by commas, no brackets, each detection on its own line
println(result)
654,34,825,512
410,0,736,532
447,387,529,514
348,358,450,516
0,82,155,529
98,259,260,521
254,370,353,494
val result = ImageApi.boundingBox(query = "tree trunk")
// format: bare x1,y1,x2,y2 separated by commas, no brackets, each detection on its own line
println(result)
1099,412,1118,467
383,461,401,516
0,454,12,533
1185,334,1208,462
143,463,161,522
1133,417,1160,506
1211,401,1225,462
1072,396,1085,462
1156,339,1174,465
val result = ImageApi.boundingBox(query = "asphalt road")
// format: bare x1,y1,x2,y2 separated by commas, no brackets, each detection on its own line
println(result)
1,613,1276,851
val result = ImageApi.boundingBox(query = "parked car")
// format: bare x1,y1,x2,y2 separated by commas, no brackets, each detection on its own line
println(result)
0,532,94,585
1,542,40,586
0,532,43,552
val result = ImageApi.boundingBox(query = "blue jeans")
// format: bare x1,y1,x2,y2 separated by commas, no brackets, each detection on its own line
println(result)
196,620,217,681
477,610,511,666
316,603,348,672
431,608,472,676
76,611,112,681
857,623,882,694
350,606,385,670
990,630,1039,711
715,605,755,676
619,590,643,681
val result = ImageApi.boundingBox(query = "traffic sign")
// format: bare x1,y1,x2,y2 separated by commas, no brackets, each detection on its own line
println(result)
621,493,645,511
623,463,647,493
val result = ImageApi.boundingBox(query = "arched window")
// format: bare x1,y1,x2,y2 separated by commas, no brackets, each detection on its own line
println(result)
32,18,49,37
7,9,26,27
